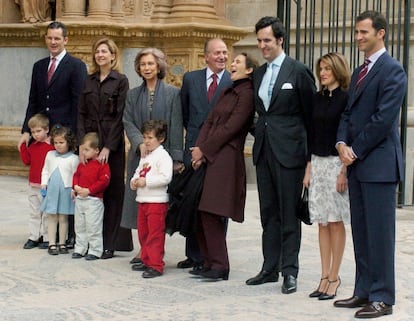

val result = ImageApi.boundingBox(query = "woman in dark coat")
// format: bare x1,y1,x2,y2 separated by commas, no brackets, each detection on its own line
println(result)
190,53,258,280
77,37,133,259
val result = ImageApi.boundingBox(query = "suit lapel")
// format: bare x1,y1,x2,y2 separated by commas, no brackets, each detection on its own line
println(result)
268,57,294,108
350,53,388,105
254,64,267,111
48,53,68,86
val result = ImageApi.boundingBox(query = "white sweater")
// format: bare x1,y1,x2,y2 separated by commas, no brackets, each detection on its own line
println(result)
131,145,173,203
41,151,79,188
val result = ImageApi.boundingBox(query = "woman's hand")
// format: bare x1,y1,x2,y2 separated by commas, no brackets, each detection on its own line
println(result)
139,143,148,158
99,147,110,164
303,162,311,188
336,167,348,193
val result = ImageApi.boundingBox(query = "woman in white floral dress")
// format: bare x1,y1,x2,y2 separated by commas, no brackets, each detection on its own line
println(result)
303,52,351,301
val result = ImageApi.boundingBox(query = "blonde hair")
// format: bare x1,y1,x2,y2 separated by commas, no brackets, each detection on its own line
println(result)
80,132,100,149
90,37,121,74
28,113,49,130
316,52,351,91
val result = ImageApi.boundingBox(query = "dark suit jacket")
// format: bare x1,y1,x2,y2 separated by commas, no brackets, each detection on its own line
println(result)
252,56,315,168
337,52,407,182
22,53,87,134
181,68,232,165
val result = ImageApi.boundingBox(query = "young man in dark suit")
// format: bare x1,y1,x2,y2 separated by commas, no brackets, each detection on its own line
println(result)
178,38,232,271
334,11,407,319
18,21,87,250
246,16,315,294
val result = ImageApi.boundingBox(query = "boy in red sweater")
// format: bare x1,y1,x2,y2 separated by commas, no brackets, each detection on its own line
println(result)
72,132,110,260
19,114,55,249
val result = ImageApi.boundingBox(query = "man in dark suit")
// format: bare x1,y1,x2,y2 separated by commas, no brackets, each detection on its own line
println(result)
178,38,232,271
334,11,407,319
246,16,315,294
18,21,87,250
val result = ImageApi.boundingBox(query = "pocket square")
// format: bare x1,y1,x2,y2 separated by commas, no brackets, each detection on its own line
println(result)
281,83,293,89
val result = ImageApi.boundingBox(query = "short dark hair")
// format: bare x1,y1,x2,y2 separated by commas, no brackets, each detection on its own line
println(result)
356,11,387,36
46,21,67,37
239,52,259,79
141,120,168,142
50,124,77,152
255,16,286,40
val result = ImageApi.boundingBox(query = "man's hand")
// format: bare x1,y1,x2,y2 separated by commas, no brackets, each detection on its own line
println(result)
17,132,30,150
337,143,356,166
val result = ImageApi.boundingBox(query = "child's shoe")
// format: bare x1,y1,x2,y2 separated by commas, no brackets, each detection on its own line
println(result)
48,245,58,255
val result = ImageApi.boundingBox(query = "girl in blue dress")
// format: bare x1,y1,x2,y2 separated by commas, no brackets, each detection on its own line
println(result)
41,125,79,255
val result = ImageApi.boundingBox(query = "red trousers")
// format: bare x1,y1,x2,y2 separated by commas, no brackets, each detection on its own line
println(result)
137,203,168,273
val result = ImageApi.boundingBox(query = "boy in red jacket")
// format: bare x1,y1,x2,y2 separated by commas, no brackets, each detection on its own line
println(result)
72,132,110,260
19,114,55,249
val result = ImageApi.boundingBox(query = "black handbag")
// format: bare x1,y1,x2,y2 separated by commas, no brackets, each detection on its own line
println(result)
297,186,312,225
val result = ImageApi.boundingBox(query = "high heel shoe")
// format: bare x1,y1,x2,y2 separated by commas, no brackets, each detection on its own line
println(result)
309,277,328,298
199,269,229,281
318,277,341,300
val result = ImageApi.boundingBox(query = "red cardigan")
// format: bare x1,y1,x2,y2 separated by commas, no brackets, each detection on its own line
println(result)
19,140,55,186
72,159,111,198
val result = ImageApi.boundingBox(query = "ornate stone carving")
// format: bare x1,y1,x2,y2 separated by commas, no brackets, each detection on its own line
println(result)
143,0,155,16
15,0,51,23
166,54,189,87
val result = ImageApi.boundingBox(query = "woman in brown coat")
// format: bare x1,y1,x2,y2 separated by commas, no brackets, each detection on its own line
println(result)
190,53,258,280
77,38,133,259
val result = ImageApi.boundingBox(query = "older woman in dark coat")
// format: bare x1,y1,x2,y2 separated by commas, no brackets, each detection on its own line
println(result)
190,53,258,280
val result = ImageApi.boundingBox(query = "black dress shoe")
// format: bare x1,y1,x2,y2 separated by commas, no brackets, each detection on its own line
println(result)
189,266,210,276
101,249,114,259
334,296,369,308
85,254,99,261
282,275,297,294
72,252,83,259
176,258,195,268
66,237,75,249
246,270,279,285
354,301,392,318
23,239,39,249
200,269,229,281
129,257,142,264
142,267,162,278
38,241,49,249
131,262,147,271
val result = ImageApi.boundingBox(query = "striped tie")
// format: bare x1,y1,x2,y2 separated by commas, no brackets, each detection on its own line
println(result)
356,58,370,89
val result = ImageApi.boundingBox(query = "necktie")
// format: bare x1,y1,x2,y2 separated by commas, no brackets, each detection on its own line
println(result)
268,63,278,98
207,73,218,102
356,58,370,89
48,57,56,83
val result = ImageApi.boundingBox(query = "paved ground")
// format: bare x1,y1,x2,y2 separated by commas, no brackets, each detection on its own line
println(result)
0,175,413,321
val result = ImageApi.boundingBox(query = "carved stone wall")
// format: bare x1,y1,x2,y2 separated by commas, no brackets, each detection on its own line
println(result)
0,0,248,177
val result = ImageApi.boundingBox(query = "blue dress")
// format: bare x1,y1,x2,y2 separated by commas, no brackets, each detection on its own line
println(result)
40,152,75,215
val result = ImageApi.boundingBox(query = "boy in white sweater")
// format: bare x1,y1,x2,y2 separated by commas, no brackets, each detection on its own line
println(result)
130,120,173,278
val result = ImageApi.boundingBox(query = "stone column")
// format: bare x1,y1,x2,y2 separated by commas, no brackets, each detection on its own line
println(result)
167,0,222,23
111,0,124,20
88,0,112,20
62,0,86,19
151,0,173,23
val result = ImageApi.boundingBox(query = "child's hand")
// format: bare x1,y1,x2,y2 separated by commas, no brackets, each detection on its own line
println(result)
136,177,146,188
130,178,138,190
77,187,90,198
40,188,47,197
